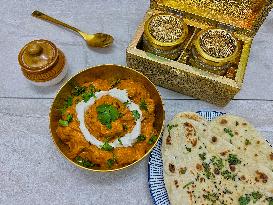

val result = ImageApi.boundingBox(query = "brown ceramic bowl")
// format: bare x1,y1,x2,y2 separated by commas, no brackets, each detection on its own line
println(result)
49,64,165,172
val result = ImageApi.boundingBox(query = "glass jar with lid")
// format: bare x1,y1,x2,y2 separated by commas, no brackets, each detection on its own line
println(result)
143,13,188,60
190,29,240,76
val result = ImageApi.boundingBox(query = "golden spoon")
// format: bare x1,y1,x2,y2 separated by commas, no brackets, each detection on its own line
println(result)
32,10,114,48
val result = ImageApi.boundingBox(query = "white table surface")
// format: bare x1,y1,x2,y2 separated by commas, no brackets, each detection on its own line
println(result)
1,1,273,204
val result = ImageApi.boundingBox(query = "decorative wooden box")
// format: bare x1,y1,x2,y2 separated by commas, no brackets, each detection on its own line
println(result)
126,0,273,106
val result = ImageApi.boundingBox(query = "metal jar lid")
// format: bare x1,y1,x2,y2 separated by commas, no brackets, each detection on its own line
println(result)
144,13,188,51
194,29,240,66
18,39,65,83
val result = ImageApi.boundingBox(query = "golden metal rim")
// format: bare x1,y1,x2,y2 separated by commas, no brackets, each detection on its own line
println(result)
49,64,165,173
144,13,188,49
143,36,182,60
18,39,59,73
190,47,230,75
194,29,239,64
192,46,228,68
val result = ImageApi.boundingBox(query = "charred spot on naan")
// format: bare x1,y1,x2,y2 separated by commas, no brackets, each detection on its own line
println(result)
183,122,198,147
229,165,236,172
165,123,178,145
176,112,204,122
255,171,268,183
196,163,203,171
169,163,175,173
174,180,179,188
270,152,273,160
240,175,246,180
166,134,172,145
213,168,220,175
211,136,217,143
220,118,228,124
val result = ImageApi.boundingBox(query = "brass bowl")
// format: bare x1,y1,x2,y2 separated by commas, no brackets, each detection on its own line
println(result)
49,64,165,172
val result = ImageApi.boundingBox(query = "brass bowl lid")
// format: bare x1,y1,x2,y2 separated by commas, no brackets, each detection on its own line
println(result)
144,13,188,50
18,39,59,74
194,29,239,64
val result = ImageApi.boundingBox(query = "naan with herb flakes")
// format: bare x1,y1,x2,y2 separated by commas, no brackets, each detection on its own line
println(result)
162,112,273,205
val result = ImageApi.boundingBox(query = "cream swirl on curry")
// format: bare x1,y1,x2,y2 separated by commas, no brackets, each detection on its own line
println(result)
76,88,143,148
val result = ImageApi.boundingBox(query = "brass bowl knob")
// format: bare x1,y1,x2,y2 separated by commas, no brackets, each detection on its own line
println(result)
27,43,43,56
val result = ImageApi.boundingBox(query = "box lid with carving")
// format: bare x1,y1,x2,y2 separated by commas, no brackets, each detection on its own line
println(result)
150,0,273,37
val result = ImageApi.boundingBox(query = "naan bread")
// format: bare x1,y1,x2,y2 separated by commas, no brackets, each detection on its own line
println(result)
162,112,273,205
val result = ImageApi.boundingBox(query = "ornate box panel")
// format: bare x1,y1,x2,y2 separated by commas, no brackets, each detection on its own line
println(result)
126,1,272,106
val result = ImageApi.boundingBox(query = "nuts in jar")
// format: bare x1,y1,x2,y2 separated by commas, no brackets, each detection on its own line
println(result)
143,13,188,60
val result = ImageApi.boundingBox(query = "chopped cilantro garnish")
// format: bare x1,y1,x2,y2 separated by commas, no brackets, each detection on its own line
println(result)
139,99,148,111
227,154,241,165
97,104,120,129
199,152,206,161
221,170,236,180
111,79,121,88
59,114,73,126
239,195,251,205
148,135,157,144
179,167,187,175
123,100,131,106
203,162,213,179
74,156,95,168
59,107,67,115
66,114,73,123
203,192,219,203
101,141,114,151
251,191,263,203
72,86,86,96
59,96,73,114
137,134,146,142
107,158,116,168
245,139,251,145
211,156,224,170
89,84,96,92
82,92,95,102
66,96,73,107
123,124,128,131
224,128,234,137
59,119,68,127
167,124,178,132
132,110,140,120
107,153,117,168
182,181,193,189
266,197,273,205
118,138,123,145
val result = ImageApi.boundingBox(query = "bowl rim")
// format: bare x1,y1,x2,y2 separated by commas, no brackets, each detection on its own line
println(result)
49,64,165,172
